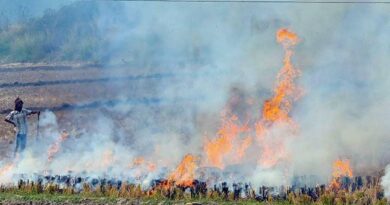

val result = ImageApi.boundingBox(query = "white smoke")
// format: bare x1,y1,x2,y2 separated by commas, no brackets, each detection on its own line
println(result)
382,165,390,199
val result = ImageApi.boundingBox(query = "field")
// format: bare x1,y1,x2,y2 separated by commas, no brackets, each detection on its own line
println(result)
0,62,183,160
0,182,387,205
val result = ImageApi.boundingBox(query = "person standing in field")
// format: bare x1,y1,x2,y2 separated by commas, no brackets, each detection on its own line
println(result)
4,98,40,155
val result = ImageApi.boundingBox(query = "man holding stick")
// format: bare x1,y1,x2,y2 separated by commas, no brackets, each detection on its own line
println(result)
4,98,40,155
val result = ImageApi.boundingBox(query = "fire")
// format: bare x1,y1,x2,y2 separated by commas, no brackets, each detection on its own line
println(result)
168,154,198,187
130,157,157,172
47,130,69,162
330,159,353,189
332,159,353,178
0,161,15,184
263,29,300,123
235,136,252,161
204,113,250,169
202,28,302,170
102,149,114,167
0,163,14,176
148,163,157,172
277,28,299,46
132,157,145,166
256,28,301,168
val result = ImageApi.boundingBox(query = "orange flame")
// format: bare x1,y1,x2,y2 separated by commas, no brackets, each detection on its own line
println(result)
256,28,301,168
277,28,299,47
330,159,353,189
102,149,114,167
132,157,145,166
0,163,14,176
168,154,198,187
264,29,300,123
235,136,252,161
130,157,157,172
204,113,250,169
332,159,353,178
47,131,69,162
202,28,302,170
148,163,157,172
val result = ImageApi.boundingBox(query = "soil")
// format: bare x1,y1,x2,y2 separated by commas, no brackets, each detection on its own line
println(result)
0,63,167,160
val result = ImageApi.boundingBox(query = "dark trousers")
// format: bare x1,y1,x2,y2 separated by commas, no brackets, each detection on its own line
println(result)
15,134,27,154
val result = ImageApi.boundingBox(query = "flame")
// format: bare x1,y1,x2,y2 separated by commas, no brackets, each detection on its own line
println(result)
148,163,157,172
236,136,252,161
277,28,299,47
256,28,301,168
102,150,114,167
0,163,14,176
204,113,250,169
263,29,300,123
332,159,353,178
202,28,302,170
168,154,198,187
130,157,157,172
132,157,145,166
47,131,69,162
330,159,353,189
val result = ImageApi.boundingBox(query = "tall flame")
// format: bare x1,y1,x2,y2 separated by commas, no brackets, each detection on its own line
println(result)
204,113,250,169
263,28,300,123
203,28,301,170
47,131,69,162
256,28,301,168
168,154,198,187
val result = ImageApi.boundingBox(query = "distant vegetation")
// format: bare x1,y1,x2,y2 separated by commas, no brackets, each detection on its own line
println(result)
0,2,104,63
0,1,209,67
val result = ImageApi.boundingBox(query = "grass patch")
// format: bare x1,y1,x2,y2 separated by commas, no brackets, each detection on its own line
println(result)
0,180,387,204
0,191,294,204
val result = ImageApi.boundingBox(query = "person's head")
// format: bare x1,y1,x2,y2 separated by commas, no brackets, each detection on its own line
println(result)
14,97,23,112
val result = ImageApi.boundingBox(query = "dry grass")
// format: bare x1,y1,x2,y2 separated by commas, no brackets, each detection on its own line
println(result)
0,180,386,205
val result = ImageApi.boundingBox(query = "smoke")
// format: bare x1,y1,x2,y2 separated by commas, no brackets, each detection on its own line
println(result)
1,1,389,189
381,165,390,199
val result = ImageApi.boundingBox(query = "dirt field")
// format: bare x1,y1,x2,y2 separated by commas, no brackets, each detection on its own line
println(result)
0,63,187,160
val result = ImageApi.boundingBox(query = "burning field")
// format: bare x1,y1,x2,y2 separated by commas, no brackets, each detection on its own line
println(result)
0,27,387,204
0,1,390,204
